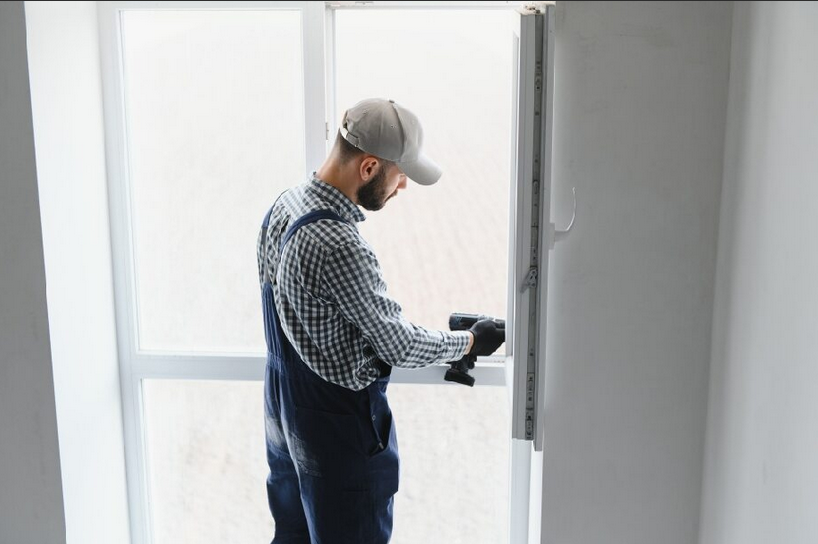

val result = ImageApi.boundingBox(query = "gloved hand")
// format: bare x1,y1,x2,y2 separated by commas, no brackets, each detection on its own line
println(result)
468,319,505,356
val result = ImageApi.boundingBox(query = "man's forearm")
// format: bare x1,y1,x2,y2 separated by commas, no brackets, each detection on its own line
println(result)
384,327,471,369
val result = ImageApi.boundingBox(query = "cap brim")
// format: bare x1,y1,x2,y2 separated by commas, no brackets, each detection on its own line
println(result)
397,153,442,186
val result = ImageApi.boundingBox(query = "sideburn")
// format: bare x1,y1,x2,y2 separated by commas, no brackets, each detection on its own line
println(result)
356,165,390,211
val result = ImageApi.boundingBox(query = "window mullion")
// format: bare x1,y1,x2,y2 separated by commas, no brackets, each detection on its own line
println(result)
131,354,266,381
325,4,338,140
302,1,331,174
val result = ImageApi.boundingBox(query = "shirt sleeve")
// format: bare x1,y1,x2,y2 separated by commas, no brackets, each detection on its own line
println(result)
321,239,471,369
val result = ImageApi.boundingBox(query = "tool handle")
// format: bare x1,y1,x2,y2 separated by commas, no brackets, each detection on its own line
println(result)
449,313,506,331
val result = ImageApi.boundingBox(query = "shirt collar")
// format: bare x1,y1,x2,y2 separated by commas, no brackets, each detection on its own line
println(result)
307,173,366,224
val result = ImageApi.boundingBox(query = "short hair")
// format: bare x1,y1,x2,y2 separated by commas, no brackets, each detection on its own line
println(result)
333,130,395,170
334,130,367,164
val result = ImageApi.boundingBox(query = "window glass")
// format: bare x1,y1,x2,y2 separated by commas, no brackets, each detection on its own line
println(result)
143,380,272,543
388,383,510,544
143,380,509,543
335,9,515,334
121,10,305,353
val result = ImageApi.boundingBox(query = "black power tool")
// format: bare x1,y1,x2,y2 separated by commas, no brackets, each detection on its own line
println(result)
445,313,506,387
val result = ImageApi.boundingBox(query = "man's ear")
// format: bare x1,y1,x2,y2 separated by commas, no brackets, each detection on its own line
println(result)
359,156,380,182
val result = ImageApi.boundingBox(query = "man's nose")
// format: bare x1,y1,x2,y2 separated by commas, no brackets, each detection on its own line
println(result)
398,176,408,190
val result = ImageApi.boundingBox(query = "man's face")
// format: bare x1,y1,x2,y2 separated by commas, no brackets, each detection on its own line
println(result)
357,161,408,211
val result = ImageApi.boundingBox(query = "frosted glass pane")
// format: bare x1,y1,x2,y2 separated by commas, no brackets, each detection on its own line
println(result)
336,10,515,333
143,380,272,544
389,384,510,544
121,11,305,353
143,380,509,544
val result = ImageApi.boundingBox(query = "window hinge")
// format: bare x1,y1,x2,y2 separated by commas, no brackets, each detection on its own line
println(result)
325,122,329,141
521,267,538,292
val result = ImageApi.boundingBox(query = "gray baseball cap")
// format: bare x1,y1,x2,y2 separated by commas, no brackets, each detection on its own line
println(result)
339,98,442,186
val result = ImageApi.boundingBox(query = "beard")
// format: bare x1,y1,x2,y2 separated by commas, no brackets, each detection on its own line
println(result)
356,164,394,211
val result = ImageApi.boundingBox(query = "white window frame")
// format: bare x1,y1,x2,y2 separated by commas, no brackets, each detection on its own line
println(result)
98,2,531,543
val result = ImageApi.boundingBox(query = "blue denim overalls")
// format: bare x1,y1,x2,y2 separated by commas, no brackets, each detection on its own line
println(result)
261,207,400,544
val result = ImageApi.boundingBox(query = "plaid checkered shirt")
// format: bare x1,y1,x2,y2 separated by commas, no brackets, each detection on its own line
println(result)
257,175,471,391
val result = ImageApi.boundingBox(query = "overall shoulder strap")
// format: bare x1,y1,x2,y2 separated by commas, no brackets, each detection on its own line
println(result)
260,192,349,283
278,209,349,256
261,205,349,285
260,204,276,285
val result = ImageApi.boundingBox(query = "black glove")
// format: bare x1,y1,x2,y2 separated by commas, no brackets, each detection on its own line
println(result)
468,319,505,356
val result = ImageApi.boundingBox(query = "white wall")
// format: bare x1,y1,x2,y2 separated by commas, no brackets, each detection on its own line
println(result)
700,3,818,543
539,2,733,543
23,2,131,543
0,2,67,543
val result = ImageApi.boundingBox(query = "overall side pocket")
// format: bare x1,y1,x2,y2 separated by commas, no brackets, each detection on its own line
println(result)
289,405,365,482
364,382,395,458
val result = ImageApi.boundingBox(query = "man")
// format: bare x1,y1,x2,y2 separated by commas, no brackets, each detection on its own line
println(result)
256,98,505,543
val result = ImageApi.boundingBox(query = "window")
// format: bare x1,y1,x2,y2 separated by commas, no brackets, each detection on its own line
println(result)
143,380,271,543
99,3,550,544
334,8,514,333
120,9,305,354
142,381,509,543
333,9,516,541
